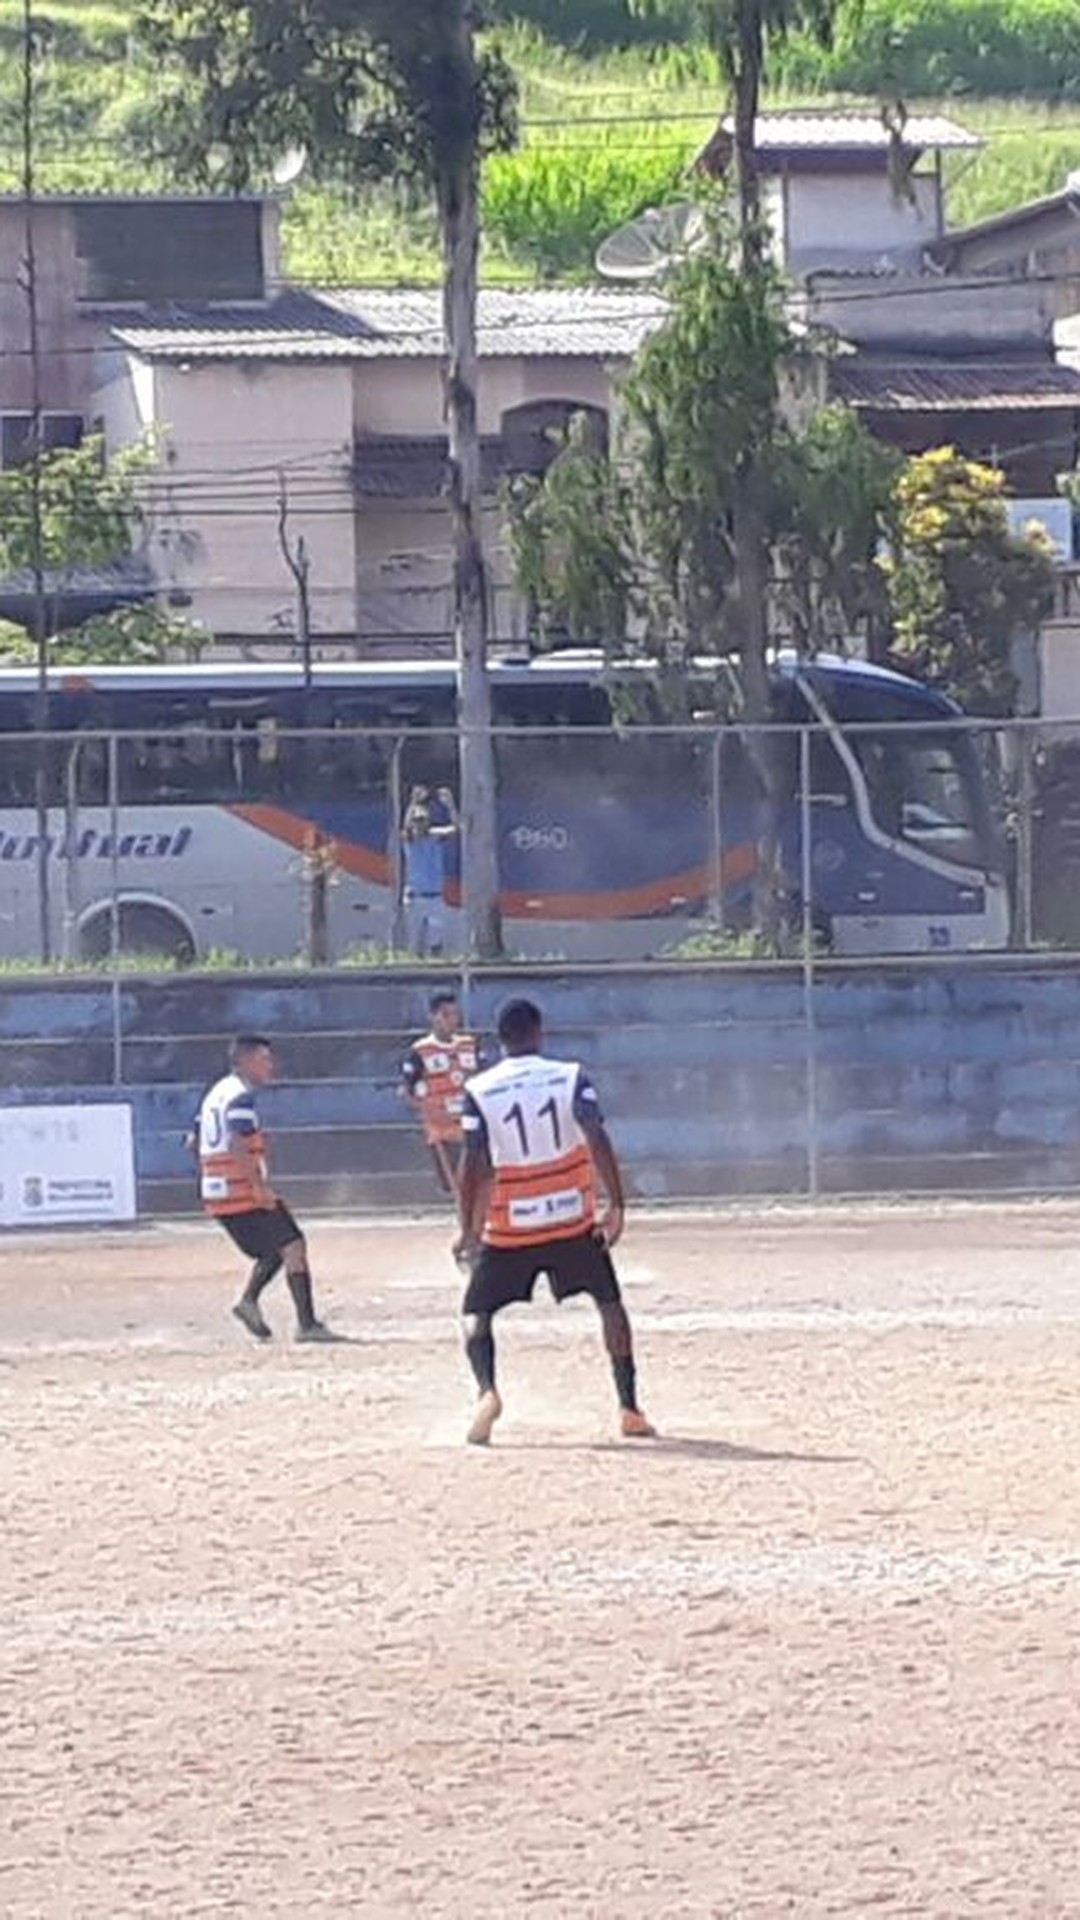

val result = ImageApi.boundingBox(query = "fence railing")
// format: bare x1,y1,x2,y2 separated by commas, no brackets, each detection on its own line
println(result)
3,714,1080,975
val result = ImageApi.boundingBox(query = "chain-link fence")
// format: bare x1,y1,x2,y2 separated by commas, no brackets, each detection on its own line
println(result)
5,714,1080,972
6,712,1080,1210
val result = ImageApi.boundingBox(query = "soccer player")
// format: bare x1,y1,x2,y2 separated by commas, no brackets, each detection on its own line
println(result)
196,1034,337,1344
400,988,480,1197
454,996,655,1446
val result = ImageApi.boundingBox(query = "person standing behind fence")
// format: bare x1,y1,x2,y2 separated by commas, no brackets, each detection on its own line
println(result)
195,1034,339,1344
401,785,458,957
400,988,481,1198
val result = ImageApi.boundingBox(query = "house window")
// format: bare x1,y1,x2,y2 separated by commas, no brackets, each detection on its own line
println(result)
0,413,84,468
500,400,609,478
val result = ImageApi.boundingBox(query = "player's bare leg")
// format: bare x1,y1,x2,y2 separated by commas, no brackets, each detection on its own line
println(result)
598,1297,656,1438
232,1253,280,1341
463,1311,503,1445
282,1236,341,1344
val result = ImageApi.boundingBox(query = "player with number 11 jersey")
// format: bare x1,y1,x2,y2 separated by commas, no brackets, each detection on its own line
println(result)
456,996,654,1446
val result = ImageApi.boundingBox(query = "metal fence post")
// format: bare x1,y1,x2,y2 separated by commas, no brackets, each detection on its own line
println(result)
108,731,122,1088
709,729,725,933
1017,725,1035,951
799,725,820,1199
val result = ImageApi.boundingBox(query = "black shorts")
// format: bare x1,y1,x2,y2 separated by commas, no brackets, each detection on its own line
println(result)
463,1230,621,1317
217,1205,302,1263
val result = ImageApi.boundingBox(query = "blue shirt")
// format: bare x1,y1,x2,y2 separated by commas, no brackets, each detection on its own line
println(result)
403,834,445,896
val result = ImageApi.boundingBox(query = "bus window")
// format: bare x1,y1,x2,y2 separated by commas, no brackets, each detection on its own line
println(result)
853,731,986,868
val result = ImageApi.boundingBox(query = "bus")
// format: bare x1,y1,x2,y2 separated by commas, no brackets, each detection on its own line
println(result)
0,652,1008,963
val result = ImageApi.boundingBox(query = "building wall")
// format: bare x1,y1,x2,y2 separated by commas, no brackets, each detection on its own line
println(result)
6,959,1080,1214
110,356,360,638
785,170,940,273
0,202,96,414
98,349,623,644
939,213,1080,321
812,273,1058,348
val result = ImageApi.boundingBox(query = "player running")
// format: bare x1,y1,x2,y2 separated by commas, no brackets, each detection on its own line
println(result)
454,996,655,1446
400,988,480,1198
196,1034,337,1344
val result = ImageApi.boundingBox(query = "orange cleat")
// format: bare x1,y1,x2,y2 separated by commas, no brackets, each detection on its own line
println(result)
467,1389,503,1447
620,1408,657,1439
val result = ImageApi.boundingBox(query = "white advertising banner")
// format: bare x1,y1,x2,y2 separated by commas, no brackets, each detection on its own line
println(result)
0,1104,136,1227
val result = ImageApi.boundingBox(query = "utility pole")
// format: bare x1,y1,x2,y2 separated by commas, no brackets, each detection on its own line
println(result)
277,468,312,690
441,0,502,960
21,0,52,962
278,469,331,962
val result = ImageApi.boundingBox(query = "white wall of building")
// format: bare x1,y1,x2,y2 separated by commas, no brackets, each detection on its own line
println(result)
103,349,622,645
114,356,359,637
785,170,941,273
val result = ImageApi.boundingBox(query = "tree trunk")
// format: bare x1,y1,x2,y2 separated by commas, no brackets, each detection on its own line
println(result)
727,23,780,936
439,2,502,961
304,828,332,968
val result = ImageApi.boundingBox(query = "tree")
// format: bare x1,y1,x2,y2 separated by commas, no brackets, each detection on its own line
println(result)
0,603,209,665
773,403,901,655
631,0,852,921
511,224,797,676
882,446,1057,716
0,432,154,613
135,0,517,960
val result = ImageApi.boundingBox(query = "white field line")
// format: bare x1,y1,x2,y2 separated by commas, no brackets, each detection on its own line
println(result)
4,1545,1080,1660
0,1295,1077,1367
10,1189,1080,1253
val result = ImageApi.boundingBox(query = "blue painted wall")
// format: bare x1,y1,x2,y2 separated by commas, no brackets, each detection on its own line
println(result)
1,959,1078,1213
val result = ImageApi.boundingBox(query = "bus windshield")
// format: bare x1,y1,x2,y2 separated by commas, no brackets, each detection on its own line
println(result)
851,729,993,872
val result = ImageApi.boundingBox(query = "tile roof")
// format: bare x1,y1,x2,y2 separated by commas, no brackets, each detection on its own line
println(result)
833,359,1080,411
114,286,668,363
723,111,980,153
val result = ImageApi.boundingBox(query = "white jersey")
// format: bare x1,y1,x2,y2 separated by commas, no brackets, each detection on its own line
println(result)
461,1052,602,1246
196,1071,263,1214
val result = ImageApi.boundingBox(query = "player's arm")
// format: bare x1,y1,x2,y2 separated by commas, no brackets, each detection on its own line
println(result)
574,1072,625,1247
430,788,460,838
226,1098,277,1211
454,1094,492,1260
399,1047,425,1114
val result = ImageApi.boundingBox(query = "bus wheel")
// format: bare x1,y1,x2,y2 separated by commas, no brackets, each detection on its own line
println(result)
79,904,196,967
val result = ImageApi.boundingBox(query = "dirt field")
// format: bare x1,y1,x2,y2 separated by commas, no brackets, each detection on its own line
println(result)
3,1202,1080,1917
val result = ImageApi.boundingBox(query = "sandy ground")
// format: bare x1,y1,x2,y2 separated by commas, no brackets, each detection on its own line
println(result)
3,1201,1080,1917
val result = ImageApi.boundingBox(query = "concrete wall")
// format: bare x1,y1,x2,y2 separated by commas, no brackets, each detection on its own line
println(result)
811,273,1058,348
2,958,1080,1218
786,171,940,273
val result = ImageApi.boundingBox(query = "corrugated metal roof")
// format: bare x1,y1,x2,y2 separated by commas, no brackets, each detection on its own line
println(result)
114,286,668,363
724,111,980,153
834,359,1080,411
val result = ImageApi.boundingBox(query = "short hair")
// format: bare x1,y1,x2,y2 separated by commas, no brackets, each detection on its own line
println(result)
230,1033,273,1066
429,988,459,1015
497,997,543,1046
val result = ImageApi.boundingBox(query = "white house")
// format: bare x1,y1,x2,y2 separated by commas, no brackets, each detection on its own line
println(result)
101,286,664,648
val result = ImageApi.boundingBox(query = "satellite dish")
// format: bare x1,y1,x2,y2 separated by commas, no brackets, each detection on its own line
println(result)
272,146,308,189
595,202,707,281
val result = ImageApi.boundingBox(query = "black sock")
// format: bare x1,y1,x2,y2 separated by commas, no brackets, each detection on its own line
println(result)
244,1254,281,1304
286,1266,316,1331
610,1353,638,1413
464,1316,496,1394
